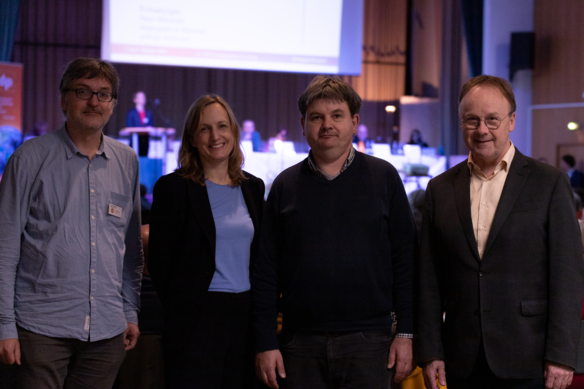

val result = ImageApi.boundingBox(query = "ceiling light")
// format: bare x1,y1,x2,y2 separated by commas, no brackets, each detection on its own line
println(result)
568,122,580,131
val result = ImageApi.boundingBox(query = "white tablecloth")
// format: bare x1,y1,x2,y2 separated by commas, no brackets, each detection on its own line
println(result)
161,141,448,195
242,149,447,195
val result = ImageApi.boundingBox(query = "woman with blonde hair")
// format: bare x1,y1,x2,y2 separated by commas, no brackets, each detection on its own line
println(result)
148,95,265,388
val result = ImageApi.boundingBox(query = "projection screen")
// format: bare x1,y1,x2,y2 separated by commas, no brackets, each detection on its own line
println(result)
101,0,363,75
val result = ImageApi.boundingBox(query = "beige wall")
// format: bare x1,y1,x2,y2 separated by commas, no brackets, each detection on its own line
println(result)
400,97,441,148
531,108,584,165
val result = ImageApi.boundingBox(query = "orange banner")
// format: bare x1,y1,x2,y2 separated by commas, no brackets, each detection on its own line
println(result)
0,62,23,177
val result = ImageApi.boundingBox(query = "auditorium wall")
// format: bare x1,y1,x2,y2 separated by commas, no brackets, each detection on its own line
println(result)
11,0,407,144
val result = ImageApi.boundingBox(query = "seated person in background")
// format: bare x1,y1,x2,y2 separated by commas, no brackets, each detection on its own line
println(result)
574,191,584,260
352,124,374,153
126,91,154,156
561,154,584,189
266,128,287,152
408,189,426,234
275,128,287,141
242,120,262,152
23,120,48,142
408,128,428,147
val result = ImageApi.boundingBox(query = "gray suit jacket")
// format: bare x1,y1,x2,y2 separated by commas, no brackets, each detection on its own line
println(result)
418,148,584,379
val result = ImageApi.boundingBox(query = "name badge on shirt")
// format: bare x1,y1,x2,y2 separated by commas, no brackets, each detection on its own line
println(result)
108,203,122,218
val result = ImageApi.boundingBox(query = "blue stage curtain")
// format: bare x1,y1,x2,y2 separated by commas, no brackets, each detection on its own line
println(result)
0,0,21,62
460,0,483,77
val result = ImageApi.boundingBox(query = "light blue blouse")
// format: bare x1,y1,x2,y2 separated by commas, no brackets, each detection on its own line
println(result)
206,180,254,293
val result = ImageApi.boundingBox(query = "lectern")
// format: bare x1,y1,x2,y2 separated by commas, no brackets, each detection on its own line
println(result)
119,127,175,173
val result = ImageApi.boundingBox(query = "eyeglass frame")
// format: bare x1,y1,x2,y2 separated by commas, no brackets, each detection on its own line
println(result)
461,112,513,130
64,88,116,102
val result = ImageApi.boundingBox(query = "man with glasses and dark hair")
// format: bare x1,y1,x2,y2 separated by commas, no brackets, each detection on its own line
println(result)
418,75,584,389
0,57,144,388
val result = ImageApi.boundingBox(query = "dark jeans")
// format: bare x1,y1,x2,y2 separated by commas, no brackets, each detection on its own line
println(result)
15,326,126,389
447,341,544,389
279,329,393,389
163,291,254,389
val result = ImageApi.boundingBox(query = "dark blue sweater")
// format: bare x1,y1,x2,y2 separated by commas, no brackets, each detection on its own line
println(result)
252,152,417,352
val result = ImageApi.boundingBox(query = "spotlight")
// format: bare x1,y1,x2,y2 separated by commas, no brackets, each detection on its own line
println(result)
385,105,396,113
568,122,580,131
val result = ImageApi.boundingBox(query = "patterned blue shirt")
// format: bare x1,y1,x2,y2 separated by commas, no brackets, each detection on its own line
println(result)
0,125,144,342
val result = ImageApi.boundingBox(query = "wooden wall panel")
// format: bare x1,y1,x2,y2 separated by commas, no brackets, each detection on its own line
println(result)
11,0,407,142
533,0,584,105
345,0,408,101
532,0,584,160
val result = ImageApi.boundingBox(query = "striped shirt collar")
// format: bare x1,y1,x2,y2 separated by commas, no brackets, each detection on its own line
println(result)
307,147,356,180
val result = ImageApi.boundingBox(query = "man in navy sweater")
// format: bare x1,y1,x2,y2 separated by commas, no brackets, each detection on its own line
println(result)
252,75,417,389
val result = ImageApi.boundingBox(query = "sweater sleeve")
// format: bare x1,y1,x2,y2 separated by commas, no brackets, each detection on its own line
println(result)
251,177,283,352
387,167,418,335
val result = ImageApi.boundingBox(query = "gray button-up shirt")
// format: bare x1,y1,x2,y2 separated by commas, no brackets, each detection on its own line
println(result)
0,125,144,341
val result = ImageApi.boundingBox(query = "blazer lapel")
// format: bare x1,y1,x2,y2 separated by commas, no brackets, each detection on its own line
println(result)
482,148,530,257
452,161,482,262
187,180,216,253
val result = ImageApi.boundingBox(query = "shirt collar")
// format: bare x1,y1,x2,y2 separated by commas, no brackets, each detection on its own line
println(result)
467,141,515,177
96,134,109,159
307,147,356,179
61,124,109,160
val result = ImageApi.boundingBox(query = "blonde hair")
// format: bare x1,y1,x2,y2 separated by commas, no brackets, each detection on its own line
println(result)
177,95,245,186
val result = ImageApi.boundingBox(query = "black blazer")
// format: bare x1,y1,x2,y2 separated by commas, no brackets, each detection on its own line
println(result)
148,171,265,346
418,148,584,379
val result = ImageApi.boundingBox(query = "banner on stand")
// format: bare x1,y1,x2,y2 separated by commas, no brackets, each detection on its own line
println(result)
0,62,23,179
